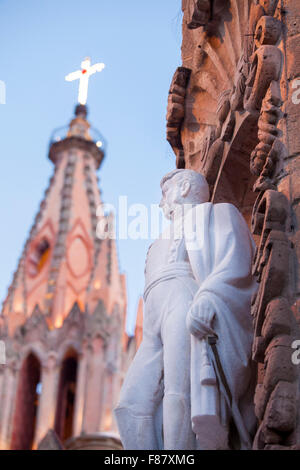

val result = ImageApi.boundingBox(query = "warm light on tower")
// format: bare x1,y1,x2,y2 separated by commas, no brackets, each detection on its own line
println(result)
94,280,101,290
65,57,105,105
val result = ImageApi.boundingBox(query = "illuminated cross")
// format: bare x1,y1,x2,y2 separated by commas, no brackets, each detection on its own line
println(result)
65,57,105,105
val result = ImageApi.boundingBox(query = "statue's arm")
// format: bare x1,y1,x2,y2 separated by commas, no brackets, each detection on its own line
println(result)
184,202,255,340
183,203,217,340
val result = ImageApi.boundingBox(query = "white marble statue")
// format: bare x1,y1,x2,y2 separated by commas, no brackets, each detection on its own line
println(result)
114,169,257,450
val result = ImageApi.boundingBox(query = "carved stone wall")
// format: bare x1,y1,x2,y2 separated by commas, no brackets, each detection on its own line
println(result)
167,0,300,449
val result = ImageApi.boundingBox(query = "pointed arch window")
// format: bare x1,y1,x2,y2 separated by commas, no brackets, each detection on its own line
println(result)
27,238,51,277
11,353,41,449
55,349,78,442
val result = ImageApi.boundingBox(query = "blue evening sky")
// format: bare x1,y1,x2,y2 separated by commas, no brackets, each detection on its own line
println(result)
0,0,182,334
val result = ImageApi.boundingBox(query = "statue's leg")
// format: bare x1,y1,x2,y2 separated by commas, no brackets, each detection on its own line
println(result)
114,331,164,450
161,278,197,450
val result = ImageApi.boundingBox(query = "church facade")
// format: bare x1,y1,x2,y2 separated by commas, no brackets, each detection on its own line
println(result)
0,104,130,450
1,0,300,452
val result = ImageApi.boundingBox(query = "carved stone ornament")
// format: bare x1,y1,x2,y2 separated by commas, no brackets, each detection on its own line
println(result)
166,0,299,450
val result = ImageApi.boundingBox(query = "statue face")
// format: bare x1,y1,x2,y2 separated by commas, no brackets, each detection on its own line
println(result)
160,176,189,220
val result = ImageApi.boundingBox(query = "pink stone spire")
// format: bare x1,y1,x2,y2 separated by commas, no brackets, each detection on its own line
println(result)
0,106,128,449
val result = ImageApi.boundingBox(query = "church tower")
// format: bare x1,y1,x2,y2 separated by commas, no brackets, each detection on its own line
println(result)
0,102,128,450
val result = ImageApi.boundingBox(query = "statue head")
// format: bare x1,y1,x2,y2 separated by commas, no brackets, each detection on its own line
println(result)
159,169,210,220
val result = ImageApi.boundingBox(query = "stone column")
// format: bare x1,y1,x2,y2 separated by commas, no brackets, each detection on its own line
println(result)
82,337,105,433
111,369,122,433
33,353,59,448
73,346,89,437
109,334,123,433
0,365,5,423
101,371,115,432
0,363,18,449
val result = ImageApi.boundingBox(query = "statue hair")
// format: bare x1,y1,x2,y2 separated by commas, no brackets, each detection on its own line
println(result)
160,169,210,203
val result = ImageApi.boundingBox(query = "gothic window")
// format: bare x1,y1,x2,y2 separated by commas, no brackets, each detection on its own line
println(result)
27,238,51,277
54,350,78,442
10,353,41,450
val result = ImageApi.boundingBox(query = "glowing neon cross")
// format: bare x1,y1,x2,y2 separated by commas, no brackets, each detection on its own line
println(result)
65,57,105,105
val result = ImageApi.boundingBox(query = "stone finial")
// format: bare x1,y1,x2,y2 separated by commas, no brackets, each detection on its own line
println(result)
68,105,91,140
75,104,88,119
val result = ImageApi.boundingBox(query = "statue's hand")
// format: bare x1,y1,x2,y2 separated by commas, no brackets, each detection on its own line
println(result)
186,297,216,340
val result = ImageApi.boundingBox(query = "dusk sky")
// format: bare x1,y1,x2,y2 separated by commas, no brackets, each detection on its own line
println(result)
0,0,182,333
